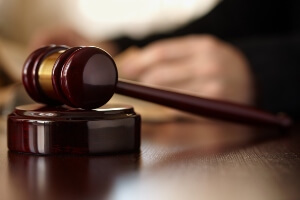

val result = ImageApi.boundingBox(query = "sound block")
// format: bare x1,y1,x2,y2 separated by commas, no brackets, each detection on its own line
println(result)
7,104,141,155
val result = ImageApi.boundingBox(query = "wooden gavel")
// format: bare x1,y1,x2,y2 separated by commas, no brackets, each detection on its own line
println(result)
22,45,292,128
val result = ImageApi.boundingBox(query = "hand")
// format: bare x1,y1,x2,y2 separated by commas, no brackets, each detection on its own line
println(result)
115,35,255,105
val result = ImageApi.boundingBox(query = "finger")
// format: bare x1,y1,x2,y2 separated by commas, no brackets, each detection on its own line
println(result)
118,37,196,78
138,59,195,86
114,46,141,79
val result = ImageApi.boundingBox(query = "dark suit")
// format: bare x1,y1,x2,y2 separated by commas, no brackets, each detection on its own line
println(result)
115,0,300,117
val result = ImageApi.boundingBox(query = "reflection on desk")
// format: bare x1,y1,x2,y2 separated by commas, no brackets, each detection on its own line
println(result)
8,152,139,200
1,115,300,200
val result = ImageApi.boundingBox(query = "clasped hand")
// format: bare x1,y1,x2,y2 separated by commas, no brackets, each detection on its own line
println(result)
116,35,254,104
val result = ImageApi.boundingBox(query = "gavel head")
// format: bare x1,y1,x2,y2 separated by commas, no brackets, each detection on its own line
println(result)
22,45,118,109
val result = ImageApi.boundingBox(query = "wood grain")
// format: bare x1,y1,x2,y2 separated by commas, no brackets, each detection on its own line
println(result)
0,116,299,200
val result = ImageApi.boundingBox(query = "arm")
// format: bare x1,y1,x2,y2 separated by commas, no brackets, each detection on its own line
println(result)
114,0,293,51
233,35,300,117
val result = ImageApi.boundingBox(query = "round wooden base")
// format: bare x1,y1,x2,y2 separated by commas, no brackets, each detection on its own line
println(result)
7,104,141,155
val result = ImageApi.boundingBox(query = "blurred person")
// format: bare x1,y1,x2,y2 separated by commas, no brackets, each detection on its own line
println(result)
29,0,300,118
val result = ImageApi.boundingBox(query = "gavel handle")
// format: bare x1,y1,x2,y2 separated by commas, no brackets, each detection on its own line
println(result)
116,79,292,128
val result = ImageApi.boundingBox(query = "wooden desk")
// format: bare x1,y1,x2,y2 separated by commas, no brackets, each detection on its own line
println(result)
0,115,299,200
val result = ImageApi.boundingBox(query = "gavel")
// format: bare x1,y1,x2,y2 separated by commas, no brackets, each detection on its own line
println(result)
22,45,291,128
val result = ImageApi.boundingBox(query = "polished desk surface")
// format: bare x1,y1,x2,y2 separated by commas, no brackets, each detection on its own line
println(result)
0,111,299,200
